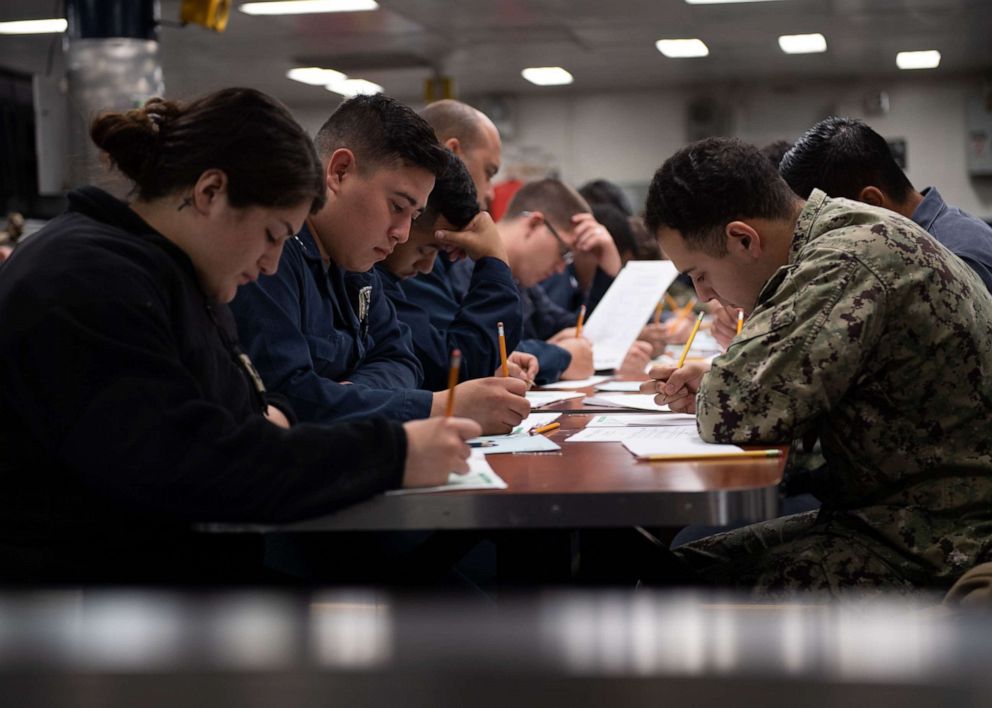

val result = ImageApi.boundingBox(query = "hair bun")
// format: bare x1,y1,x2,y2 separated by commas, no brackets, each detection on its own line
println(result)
89,97,182,187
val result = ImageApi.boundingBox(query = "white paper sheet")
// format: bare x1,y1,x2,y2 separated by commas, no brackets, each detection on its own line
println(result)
595,380,647,392
583,413,697,427
566,426,702,442
386,451,508,494
620,426,744,458
526,391,585,408
582,394,672,412
468,413,562,454
581,260,679,370
540,375,612,390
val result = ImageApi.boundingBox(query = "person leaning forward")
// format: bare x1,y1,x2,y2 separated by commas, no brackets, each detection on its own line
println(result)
641,137,992,598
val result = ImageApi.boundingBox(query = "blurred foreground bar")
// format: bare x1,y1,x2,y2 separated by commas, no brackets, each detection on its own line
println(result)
0,589,990,707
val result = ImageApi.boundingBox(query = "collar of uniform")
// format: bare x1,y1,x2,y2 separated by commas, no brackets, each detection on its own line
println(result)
292,222,326,267
910,186,944,233
788,188,829,266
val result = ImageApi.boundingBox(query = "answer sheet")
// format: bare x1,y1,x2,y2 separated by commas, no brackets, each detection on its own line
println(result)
526,391,585,408
468,413,562,454
620,426,744,457
386,451,508,494
582,394,672,412
539,375,613,390
583,413,697,427
581,260,679,370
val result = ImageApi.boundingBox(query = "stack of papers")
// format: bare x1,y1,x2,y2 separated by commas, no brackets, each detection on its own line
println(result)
582,394,672,412
467,413,562,455
386,451,508,495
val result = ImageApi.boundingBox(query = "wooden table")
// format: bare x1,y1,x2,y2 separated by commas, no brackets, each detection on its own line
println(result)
203,408,786,534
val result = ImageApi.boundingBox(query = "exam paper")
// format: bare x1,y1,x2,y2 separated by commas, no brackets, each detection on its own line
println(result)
582,394,672,412
386,451,508,494
621,426,744,458
540,375,612,390
468,413,562,454
583,413,697,427
526,391,585,408
595,380,647,392
581,260,679,370
567,426,704,443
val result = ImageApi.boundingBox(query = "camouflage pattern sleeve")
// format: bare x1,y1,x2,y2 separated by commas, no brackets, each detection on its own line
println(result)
696,245,887,445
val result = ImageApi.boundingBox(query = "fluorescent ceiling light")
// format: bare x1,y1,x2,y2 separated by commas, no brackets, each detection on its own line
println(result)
327,79,383,97
0,18,67,34
656,39,709,58
287,67,347,85
778,33,827,54
685,0,784,4
896,50,940,70
521,67,574,86
239,0,378,16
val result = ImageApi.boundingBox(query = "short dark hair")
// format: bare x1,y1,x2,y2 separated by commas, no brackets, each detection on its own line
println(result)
504,179,590,231
421,150,480,229
314,94,447,178
779,117,914,202
760,139,794,169
578,179,633,216
90,87,325,212
592,204,637,257
645,137,798,255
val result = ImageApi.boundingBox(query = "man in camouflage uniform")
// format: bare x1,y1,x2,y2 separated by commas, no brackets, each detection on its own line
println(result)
641,137,992,596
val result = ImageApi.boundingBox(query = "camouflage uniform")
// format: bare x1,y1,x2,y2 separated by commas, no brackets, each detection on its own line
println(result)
675,189,992,597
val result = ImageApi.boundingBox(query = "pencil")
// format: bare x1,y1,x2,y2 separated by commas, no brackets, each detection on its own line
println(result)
575,304,587,338
676,311,705,368
667,297,696,335
445,349,461,417
498,321,509,377
665,293,679,310
736,309,744,336
469,440,497,448
653,300,664,325
528,421,561,436
636,449,782,462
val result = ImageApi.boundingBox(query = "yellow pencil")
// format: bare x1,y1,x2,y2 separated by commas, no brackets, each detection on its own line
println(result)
445,349,461,417
498,321,509,377
666,297,696,335
653,300,665,325
665,293,679,310
736,310,744,335
528,421,561,436
575,304,587,338
636,449,782,462
676,311,705,368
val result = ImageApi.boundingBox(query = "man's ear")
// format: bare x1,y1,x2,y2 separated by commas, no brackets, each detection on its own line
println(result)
858,185,887,209
444,137,461,156
326,148,357,197
522,211,544,239
725,220,762,258
191,169,228,214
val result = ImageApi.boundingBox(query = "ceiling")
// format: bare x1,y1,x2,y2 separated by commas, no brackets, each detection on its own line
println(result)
0,0,990,107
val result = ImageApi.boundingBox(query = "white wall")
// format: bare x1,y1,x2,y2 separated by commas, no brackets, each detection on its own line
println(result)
288,74,992,219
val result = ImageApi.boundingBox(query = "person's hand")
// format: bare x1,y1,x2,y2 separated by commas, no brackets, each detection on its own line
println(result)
264,405,291,429
431,376,531,435
549,326,577,344
637,323,670,358
638,361,711,413
433,211,507,264
499,351,539,387
570,213,622,277
402,417,482,487
617,340,653,378
708,300,743,351
557,337,595,380
665,313,696,343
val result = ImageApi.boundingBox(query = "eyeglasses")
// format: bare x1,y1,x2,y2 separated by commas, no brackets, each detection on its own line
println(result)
521,211,574,266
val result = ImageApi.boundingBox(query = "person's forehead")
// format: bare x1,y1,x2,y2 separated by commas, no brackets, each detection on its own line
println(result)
656,226,693,269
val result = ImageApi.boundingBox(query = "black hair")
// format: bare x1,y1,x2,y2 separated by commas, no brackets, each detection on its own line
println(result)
578,179,633,216
592,204,637,258
644,137,798,255
90,87,325,213
314,94,447,178
422,150,480,229
779,117,914,202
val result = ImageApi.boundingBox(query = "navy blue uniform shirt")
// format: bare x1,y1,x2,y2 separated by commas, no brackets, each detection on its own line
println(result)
911,186,992,293
230,224,433,423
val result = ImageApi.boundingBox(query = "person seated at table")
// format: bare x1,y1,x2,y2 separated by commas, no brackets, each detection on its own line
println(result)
376,150,539,390
449,179,654,381
0,88,481,583
230,94,529,434
780,116,992,293
640,137,992,597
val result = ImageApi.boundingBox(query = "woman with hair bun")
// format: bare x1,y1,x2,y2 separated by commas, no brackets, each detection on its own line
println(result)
0,88,479,582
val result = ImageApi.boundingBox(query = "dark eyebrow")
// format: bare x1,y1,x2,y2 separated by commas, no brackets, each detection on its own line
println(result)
394,191,420,208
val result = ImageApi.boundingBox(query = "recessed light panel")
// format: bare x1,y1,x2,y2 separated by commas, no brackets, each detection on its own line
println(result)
287,67,347,85
521,67,574,86
0,18,67,34
896,50,940,70
239,1,378,16
778,33,827,54
656,39,709,58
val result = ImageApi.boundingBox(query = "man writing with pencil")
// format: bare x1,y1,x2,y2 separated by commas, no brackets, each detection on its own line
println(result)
640,138,992,597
